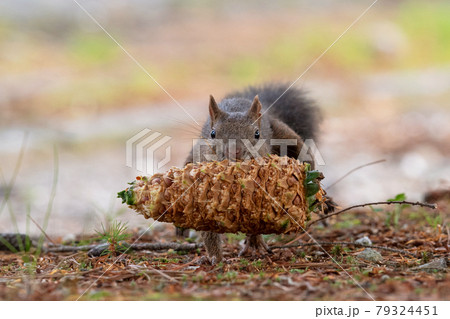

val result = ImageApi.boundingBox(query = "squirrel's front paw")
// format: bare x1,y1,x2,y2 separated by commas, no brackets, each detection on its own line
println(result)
209,256,222,265
323,195,339,214
195,255,223,266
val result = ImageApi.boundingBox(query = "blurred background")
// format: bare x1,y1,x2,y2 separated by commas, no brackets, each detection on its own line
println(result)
0,0,449,237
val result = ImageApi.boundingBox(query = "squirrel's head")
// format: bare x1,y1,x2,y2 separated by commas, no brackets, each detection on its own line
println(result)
203,95,271,161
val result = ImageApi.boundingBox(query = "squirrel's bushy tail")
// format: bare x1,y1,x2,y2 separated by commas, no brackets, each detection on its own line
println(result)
225,83,322,141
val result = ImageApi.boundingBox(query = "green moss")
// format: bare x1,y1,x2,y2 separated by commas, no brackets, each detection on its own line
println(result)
331,245,343,257
153,257,180,264
240,258,249,266
225,271,238,281
252,260,263,269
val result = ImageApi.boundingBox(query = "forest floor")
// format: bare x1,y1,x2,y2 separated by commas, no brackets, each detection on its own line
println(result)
0,193,448,301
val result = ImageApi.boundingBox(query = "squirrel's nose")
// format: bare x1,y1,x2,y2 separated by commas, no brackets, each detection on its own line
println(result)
225,145,242,159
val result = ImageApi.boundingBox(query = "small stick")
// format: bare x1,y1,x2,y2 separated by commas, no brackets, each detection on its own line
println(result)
29,216,57,245
45,243,98,253
145,266,178,282
285,232,308,246
326,159,386,190
46,241,202,255
130,242,202,251
271,241,419,258
308,200,437,227
171,256,202,270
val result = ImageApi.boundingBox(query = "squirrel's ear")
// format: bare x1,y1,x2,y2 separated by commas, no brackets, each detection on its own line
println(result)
209,95,223,125
248,95,262,123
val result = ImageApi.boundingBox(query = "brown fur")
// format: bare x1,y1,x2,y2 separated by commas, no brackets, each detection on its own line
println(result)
178,84,329,263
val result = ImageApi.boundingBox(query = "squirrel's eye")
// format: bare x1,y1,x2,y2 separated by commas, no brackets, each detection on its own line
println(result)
210,130,216,139
255,129,260,139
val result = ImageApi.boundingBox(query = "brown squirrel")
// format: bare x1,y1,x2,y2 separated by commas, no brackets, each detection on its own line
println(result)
177,83,332,264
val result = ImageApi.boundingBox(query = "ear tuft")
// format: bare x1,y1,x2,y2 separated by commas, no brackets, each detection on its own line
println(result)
247,95,262,122
209,95,222,125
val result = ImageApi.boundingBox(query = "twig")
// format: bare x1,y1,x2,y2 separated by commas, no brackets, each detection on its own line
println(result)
46,241,203,256
45,243,99,253
86,242,203,257
2,267,103,281
51,252,83,270
326,159,386,190
171,256,202,271
308,200,437,227
284,232,308,246
144,266,178,282
130,242,202,251
271,241,419,258
28,216,56,245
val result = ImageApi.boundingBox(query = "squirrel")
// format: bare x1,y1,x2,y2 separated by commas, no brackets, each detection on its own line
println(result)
177,83,333,264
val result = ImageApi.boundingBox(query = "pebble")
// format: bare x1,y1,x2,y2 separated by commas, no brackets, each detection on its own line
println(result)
355,236,372,246
189,230,198,239
314,251,325,256
357,248,383,262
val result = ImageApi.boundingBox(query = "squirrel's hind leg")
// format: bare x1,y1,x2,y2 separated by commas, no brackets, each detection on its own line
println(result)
201,231,223,265
239,234,273,257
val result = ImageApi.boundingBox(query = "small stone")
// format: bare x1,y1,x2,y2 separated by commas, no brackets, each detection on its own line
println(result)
314,251,325,256
412,258,448,272
355,236,372,246
189,230,198,239
380,274,390,282
357,248,383,262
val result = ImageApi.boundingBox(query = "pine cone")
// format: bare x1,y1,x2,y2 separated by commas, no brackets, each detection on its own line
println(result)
119,155,325,234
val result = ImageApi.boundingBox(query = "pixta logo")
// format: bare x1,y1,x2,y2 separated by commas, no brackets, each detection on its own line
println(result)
191,138,325,166
126,129,172,174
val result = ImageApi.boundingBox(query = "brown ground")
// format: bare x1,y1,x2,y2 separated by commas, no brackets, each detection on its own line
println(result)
0,0,449,302
0,195,448,301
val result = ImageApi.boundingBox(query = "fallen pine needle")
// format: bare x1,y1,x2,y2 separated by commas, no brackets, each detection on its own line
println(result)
271,241,420,258
308,200,437,227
